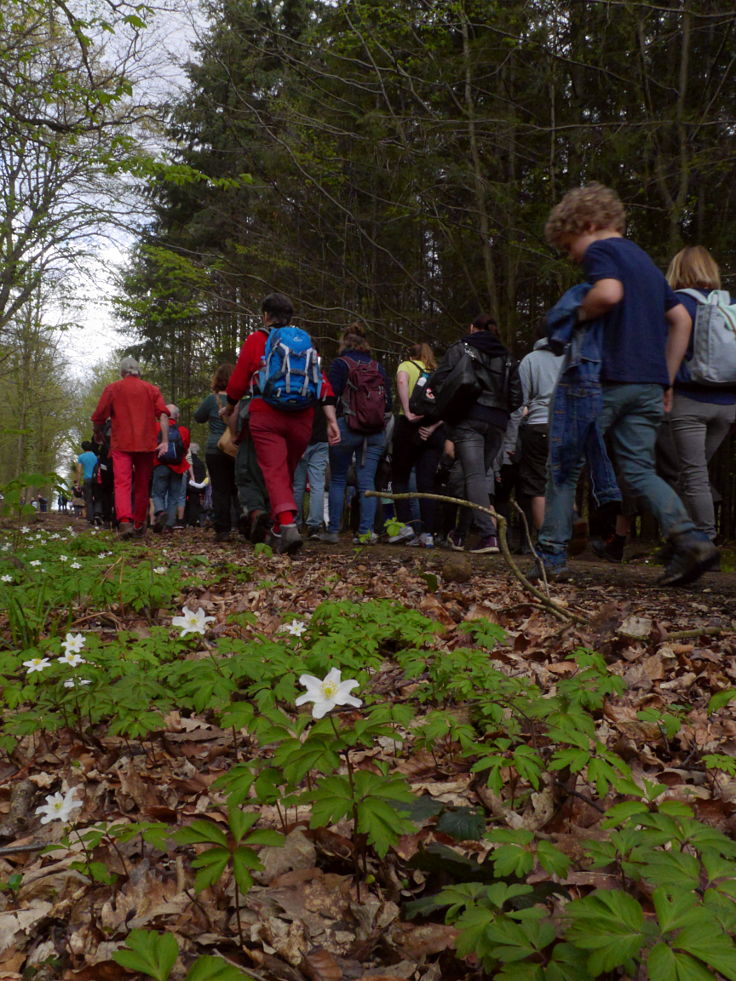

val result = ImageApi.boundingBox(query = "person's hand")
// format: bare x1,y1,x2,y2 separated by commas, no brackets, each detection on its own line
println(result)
406,410,424,423
156,441,168,458
219,404,233,421
327,420,341,445
418,425,432,441
663,386,673,413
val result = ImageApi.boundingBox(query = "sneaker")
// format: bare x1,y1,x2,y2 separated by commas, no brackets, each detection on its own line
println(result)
470,535,500,554
316,530,339,544
153,511,167,534
307,528,322,540
657,532,719,587
408,532,435,548
173,521,185,530
447,529,465,551
353,531,379,545
388,524,416,544
592,533,626,563
118,521,134,540
249,509,270,544
277,523,303,556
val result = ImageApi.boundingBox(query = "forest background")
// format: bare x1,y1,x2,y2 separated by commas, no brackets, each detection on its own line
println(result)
2,0,736,530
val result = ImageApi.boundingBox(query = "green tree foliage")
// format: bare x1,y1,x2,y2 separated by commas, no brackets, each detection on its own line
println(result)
115,0,736,399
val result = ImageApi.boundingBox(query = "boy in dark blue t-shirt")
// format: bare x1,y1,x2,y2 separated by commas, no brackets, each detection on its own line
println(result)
536,182,718,586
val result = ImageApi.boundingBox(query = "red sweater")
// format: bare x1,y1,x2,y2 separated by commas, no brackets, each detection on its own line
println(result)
92,376,169,452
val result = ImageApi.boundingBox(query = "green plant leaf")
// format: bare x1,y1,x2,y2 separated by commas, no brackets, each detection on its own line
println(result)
436,807,486,841
174,819,227,848
113,930,179,981
191,847,230,892
185,955,254,981
648,942,713,981
676,926,736,979
566,890,647,974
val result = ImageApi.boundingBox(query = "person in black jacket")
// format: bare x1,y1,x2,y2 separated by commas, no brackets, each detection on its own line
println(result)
433,314,522,552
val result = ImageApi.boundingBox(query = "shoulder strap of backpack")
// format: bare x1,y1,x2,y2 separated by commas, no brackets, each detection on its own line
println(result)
675,288,706,303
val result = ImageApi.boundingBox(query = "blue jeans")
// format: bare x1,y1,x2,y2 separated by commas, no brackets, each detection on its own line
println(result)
152,466,184,528
328,420,386,534
538,384,696,568
294,442,329,530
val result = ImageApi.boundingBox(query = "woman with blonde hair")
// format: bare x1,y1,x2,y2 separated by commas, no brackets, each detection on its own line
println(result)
389,341,445,547
665,245,736,541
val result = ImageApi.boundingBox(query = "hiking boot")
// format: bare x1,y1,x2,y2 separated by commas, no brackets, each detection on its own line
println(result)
388,524,416,544
408,532,435,548
353,531,379,545
592,533,626,563
118,521,134,540
657,532,719,587
133,524,146,538
249,509,270,544
447,529,465,551
237,509,250,538
153,510,167,534
277,523,303,556
307,527,322,540
470,535,500,554
316,530,339,544
526,561,575,584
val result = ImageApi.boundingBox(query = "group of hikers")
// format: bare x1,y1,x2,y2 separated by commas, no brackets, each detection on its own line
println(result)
84,183,733,587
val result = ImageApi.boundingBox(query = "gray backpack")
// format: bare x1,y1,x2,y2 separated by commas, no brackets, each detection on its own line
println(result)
676,289,736,386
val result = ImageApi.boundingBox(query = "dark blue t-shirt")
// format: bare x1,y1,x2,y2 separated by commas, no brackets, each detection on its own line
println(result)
583,237,680,385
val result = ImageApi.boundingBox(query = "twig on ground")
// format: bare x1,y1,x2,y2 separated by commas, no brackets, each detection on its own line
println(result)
366,490,586,624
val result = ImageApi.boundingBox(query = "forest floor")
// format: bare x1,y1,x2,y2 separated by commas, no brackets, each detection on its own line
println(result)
1,513,735,981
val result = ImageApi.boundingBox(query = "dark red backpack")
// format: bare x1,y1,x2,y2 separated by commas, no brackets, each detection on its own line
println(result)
340,357,386,434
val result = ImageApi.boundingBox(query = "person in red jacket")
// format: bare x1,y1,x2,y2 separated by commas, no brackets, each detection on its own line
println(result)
223,292,340,555
91,356,169,539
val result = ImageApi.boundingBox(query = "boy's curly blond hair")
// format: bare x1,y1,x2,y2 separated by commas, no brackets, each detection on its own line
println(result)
545,182,626,247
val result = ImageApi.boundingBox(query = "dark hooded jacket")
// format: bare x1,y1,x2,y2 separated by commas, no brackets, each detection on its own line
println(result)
432,330,522,427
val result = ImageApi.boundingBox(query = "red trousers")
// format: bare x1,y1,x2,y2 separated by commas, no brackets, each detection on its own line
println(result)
248,404,313,521
111,450,155,526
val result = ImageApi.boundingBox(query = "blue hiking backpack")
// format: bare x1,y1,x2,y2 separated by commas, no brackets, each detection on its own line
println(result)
158,421,186,465
256,326,322,411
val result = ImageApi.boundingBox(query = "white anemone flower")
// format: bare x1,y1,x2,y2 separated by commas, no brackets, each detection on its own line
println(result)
153,566,168,574
61,633,86,654
59,555,68,562
172,605,215,636
295,668,362,719
29,560,41,567
1,574,12,583
35,787,83,825
281,619,307,637
24,657,51,674
64,678,92,689
70,561,82,570
59,651,86,667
